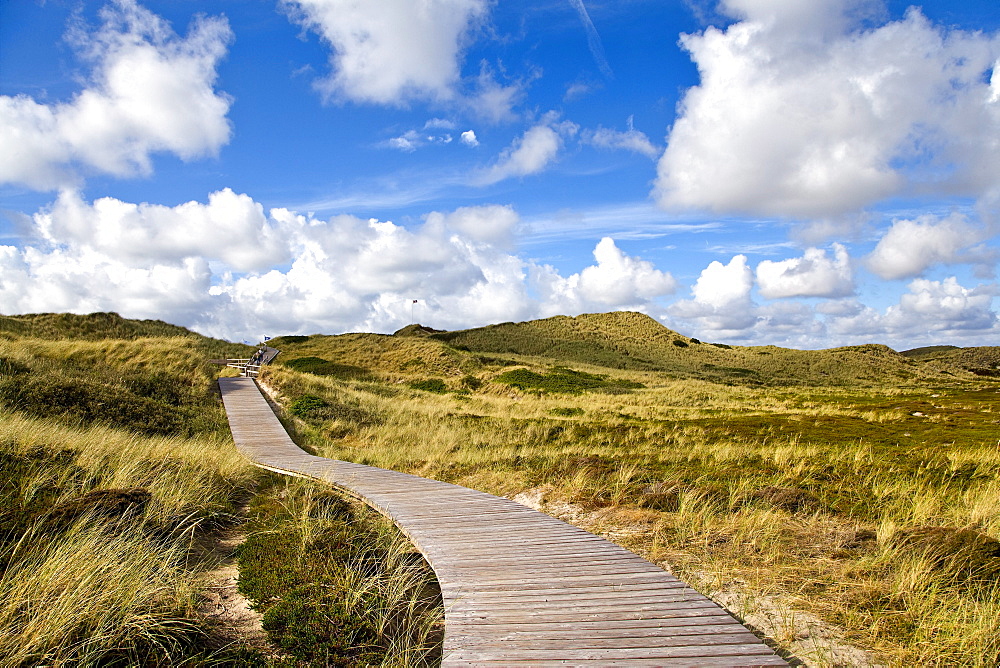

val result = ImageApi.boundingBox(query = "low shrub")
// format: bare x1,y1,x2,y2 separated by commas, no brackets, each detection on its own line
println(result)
893,527,1000,583
284,356,371,379
0,375,185,436
235,531,304,606
262,583,384,664
289,393,382,431
270,335,311,345
496,367,644,394
409,378,448,393
45,488,152,530
238,484,442,665
0,356,30,375
460,374,483,390
289,394,329,418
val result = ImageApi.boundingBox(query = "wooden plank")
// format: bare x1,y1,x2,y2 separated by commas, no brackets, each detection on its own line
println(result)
443,621,755,641
218,377,786,667
446,632,764,650
443,614,741,634
465,661,785,668
442,644,783,661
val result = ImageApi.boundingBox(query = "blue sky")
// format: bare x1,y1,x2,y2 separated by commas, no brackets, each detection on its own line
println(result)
1,0,998,349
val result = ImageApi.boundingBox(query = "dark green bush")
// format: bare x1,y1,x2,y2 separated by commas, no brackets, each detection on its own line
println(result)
237,489,439,665
284,356,371,379
408,378,448,393
672,339,689,348
289,394,329,418
460,374,483,390
262,584,384,664
0,356,30,375
121,371,189,406
0,375,184,436
236,531,304,606
289,393,381,430
549,406,584,417
270,335,310,345
496,367,644,394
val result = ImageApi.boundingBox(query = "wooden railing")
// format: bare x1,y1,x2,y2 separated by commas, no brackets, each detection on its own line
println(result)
219,346,279,377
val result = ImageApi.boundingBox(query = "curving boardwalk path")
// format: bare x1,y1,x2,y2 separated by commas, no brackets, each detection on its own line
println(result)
219,377,787,666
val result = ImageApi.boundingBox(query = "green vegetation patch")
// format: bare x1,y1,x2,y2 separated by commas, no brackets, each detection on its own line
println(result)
0,374,186,436
549,406,584,417
496,367,645,394
238,482,441,665
0,430,263,665
408,378,448,393
288,392,382,436
0,356,30,375
289,394,329,418
283,355,371,379
893,527,1000,584
269,335,311,345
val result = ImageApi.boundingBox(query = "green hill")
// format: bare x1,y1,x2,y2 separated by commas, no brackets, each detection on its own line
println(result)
417,311,940,386
0,312,249,436
0,311,200,341
902,345,1000,378
268,311,992,387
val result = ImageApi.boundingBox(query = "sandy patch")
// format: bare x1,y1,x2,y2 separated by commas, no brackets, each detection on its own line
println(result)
195,526,272,654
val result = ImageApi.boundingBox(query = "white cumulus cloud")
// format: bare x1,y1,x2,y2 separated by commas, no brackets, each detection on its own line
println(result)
383,129,453,152
0,191,686,340
0,0,233,191
461,130,479,147
669,254,758,332
655,1,1000,218
426,204,519,246
283,0,490,105
537,238,677,314
756,243,854,299
32,188,288,273
885,277,998,334
865,213,993,280
0,244,218,325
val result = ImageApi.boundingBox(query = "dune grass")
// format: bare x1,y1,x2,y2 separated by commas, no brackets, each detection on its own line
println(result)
4,310,997,665
238,478,443,666
0,324,266,665
0,411,264,665
259,342,1000,667
1,319,448,665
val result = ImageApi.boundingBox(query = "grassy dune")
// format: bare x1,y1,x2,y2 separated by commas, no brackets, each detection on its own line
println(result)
263,312,1000,666
0,314,265,664
0,313,443,666
3,311,998,665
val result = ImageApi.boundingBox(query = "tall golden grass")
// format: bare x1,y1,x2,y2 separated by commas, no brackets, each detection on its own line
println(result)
260,355,1000,666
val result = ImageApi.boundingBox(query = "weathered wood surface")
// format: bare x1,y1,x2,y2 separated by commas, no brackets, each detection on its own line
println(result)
219,377,787,667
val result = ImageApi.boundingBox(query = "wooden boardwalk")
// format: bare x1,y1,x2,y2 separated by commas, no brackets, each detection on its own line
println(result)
219,377,787,666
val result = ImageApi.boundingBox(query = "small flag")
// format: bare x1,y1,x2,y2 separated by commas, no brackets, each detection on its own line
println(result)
264,336,271,341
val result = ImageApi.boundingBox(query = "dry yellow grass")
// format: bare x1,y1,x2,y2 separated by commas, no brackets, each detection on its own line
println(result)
260,354,1000,666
